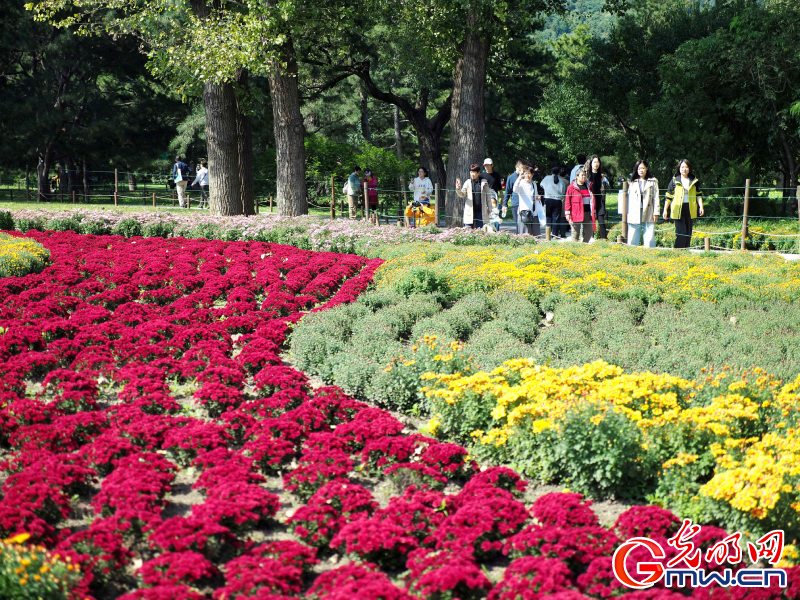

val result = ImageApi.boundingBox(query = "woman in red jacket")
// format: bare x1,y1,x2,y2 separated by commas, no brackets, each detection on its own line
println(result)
564,167,596,243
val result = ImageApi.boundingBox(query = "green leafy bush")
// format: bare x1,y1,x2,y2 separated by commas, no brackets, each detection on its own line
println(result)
0,210,13,231
112,218,143,237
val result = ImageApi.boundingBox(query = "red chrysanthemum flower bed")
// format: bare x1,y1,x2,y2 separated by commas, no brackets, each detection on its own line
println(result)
0,230,795,599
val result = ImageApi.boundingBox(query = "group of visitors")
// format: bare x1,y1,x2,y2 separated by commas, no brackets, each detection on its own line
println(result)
454,155,704,249
344,166,378,219
172,156,209,209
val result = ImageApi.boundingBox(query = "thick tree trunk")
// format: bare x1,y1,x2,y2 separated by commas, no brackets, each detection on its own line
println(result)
268,39,307,217
82,158,89,199
203,81,241,215
66,156,78,192
394,102,407,215
445,15,490,228
235,69,256,215
360,85,372,143
419,131,447,190
127,173,137,191
355,72,450,191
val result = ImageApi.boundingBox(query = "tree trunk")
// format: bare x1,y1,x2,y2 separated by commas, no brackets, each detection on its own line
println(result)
354,71,450,190
82,157,89,200
445,14,490,228
268,38,307,217
191,0,254,216
127,173,137,191
234,69,255,215
394,102,407,215
360,85,372,143
66,156,78,192
203,81,241,215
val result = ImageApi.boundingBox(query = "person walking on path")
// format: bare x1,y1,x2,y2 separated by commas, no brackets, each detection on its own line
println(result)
502,161,524,230
409,167,434,204
663,159,704,249
173,156,190,208
456,164,492,229
514,166,546,236
540,166,567,238
192,161,209,209
481,158,502,196
570,154,587,184
345,166,362,219
364,169,378,216
625,160,659,247
565,167,596,243
585,156,608,239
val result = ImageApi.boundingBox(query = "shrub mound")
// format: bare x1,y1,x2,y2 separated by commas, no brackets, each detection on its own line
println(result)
0,231,50,278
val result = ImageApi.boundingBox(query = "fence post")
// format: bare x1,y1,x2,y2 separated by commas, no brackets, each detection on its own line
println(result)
434,183,440,227
270,194,273,212
152,193,156,208
72,190,76,205
740,178,751,251
172,190,176,207
704,236,710,252
363,180,369,221
114,168,118,206
621,180,629,244
330,176,335,220
546,225,552,241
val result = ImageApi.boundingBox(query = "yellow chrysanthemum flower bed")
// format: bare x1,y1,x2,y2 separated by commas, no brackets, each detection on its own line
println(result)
0,533,83,600
375,242,800,305
0,233,50,278
422,360,800,542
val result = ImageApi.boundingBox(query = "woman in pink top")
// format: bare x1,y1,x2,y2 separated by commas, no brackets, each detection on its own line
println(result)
364,169,378,211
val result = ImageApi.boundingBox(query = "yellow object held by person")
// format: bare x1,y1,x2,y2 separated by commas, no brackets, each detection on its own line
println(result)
405,201,436,227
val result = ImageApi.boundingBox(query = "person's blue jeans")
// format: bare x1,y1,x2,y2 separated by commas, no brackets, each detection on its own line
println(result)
511,206,519,234
628,222,656,247
470,217,484,230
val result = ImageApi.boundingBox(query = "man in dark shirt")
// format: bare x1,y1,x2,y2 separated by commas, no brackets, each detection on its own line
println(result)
480,158,502,195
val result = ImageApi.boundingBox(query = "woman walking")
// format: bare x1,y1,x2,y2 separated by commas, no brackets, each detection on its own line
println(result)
456,164,492,229
663,159,704,248
515,166,546,236
585,156,607,239
540,166,567,238
626,160,659,247
564,167,596,243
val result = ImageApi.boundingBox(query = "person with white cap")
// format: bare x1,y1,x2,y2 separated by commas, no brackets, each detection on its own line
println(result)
480,158,502,197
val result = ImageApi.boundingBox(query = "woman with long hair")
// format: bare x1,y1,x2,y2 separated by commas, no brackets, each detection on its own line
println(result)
585,156,607,239
626,159,659,247
663,159,704,248
456,164,492,229
409,167,433,204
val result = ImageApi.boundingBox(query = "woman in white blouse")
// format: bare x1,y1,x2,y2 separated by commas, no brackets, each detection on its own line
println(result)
626,159,659,248
409,167,434,204
515,167,546,236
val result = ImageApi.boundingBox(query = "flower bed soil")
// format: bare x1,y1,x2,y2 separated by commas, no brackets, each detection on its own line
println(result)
1,231,797,599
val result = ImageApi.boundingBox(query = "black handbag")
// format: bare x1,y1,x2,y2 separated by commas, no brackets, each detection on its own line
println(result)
519,209,534,224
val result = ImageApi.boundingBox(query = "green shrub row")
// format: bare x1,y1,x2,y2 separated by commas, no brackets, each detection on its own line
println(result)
290,281,800,417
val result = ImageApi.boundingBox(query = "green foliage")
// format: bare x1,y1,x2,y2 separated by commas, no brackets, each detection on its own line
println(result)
393,266,452,299
549,405,656,500
112,218,143,238
0,210,13,231
0,233,50,278
0,535,82,600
